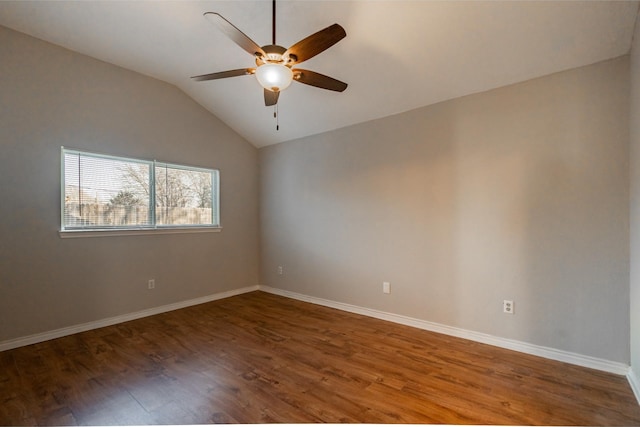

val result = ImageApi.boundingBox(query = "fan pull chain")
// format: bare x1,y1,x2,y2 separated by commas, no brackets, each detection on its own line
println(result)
274,104,279,131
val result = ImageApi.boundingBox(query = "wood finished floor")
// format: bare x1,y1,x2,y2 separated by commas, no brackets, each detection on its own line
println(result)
1,291,639,425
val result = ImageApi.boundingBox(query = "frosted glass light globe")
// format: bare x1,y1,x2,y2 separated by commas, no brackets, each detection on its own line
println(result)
255,63,293,92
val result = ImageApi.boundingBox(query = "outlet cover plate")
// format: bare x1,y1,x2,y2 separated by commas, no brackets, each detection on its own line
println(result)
503,300,514,314
383,282,390,294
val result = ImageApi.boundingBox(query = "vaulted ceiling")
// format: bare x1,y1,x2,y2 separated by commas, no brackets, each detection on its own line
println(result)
0,1,638,147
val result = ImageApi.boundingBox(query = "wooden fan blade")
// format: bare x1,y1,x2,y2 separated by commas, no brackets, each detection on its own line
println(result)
264,89,279,106
191,68,255,82
204,12,266,58
293,69,348,92
284,24,346,64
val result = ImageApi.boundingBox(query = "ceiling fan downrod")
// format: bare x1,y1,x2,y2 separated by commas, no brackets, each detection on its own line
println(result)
272,0,276,46
272,0,280,131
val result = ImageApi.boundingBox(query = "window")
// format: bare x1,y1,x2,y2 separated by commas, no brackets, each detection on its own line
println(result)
61,148,219,232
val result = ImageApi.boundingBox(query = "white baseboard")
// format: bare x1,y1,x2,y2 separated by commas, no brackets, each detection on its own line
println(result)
0,285,259,352
259,285,631,377
3,283,634,386
629,367,640,405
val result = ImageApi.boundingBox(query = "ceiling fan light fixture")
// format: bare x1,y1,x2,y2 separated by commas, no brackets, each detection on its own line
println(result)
255,63,293,92
193,3,347,107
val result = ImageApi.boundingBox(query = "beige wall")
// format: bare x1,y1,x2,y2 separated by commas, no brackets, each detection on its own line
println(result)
260,56,630,363
629,10,640,393
0,26,260,342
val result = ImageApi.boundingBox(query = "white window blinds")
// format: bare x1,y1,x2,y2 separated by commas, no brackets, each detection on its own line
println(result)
62,148,219,230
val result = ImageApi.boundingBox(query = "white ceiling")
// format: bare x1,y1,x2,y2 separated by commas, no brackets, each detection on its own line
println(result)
0,1,638,148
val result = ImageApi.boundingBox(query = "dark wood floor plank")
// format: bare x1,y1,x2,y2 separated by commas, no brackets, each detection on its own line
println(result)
1,291,639,425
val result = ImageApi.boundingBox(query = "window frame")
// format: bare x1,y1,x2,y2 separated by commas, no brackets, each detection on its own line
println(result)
60,147,221,238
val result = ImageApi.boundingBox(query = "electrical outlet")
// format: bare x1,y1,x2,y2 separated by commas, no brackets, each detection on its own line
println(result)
503,300,514,314
148,279,155,290
383,281,390,294
277,266,283,275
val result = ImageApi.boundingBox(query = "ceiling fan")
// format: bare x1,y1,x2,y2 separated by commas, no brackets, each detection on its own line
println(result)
192,0,348,107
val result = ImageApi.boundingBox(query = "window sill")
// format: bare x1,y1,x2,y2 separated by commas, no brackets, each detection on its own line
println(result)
59,226,222,239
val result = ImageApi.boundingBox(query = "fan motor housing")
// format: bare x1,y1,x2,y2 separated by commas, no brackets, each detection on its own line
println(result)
256,45,295,66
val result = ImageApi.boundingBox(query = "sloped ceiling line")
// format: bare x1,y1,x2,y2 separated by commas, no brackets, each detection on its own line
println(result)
0,1,638,147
